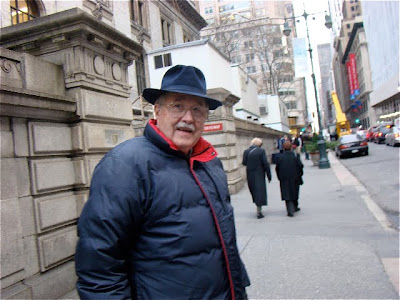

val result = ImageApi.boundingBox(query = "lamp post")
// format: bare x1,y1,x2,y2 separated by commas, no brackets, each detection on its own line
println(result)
283,10,332,169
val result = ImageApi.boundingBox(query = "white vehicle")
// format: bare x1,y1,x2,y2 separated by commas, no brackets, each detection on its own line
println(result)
385,125,400,147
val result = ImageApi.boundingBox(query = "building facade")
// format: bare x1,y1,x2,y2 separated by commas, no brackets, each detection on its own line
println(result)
361,1,400,124
317,43,334,128
198,0,308,133
330,0,399,129
0,1,205,298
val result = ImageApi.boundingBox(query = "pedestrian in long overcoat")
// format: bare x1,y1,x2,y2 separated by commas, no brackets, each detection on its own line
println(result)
242,138,272,219
276,141,304,217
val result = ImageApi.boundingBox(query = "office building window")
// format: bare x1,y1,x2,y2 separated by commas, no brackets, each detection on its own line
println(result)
246,53,255,62
10,0,39,25
161,17,173,45
130,0,146,27
154,53,172,69
247,66,256,73
244,41,254,49
136,54,146,93
183,31,192,43
205,7,213,14
260,105,268,115
285,101,297,109
288,117,297,126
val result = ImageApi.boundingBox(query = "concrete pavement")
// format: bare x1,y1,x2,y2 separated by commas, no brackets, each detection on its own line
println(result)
233,151,399,299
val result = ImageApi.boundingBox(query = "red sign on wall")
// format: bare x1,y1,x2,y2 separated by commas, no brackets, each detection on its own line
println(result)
203,123,223,132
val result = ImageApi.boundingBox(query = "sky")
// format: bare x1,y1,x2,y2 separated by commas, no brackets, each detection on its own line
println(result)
293,0,332,46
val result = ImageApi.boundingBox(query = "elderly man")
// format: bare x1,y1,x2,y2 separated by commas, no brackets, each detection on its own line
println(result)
75,65,250,299
242,138,272,219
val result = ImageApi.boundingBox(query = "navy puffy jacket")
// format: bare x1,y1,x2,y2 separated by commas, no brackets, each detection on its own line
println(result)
75,120,250,299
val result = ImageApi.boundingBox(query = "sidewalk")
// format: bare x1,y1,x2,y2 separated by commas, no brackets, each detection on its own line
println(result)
232,152,399,299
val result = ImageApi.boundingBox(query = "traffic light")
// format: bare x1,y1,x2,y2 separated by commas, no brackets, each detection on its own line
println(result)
355,118,360,124
301,127,306,132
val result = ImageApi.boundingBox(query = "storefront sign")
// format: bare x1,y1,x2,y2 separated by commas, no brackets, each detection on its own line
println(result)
204,123,223,132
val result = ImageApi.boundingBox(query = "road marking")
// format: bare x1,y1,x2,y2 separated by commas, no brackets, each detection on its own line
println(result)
382,257,400,296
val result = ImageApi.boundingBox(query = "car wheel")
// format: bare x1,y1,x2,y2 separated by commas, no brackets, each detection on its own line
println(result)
365,150,369,155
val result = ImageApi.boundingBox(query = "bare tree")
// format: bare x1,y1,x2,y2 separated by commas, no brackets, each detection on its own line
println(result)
202,17,295,99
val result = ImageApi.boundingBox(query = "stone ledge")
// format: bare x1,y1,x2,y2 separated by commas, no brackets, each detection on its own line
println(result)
1,85,76,121
1,84,74,104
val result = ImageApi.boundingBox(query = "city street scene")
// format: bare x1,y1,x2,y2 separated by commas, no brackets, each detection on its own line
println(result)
0,0,399,299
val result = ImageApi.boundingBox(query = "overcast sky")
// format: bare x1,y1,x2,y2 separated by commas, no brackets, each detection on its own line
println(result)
292,0,333,131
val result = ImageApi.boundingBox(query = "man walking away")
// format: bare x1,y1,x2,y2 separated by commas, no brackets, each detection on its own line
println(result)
242,138,272,219
276,141,304,217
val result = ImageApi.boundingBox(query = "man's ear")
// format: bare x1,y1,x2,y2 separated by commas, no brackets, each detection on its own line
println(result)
154,104,160,119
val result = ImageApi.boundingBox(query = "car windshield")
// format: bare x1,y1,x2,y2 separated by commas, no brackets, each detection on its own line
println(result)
341,134,363,143
381,127,391,134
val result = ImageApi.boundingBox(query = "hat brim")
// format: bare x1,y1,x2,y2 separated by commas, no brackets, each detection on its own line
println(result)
142,88,222,110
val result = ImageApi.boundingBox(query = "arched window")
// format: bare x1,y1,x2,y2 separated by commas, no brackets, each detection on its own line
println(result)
10,0,39,25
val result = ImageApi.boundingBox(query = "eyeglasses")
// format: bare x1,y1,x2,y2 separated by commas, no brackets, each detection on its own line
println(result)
163,102,209,121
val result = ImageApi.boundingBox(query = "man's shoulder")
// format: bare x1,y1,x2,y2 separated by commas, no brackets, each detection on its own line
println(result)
104,136,154,161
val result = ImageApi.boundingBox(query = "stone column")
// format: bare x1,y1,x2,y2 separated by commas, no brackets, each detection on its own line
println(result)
0,8,142,299
203,88,244,194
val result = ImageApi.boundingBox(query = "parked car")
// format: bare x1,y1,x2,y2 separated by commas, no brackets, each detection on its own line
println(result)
385,126,400,146
335,133,369,158
373,124,392,144
366,125,378,142
356,129,367,140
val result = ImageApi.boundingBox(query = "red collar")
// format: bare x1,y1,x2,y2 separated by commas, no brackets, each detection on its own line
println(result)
148,119,218,161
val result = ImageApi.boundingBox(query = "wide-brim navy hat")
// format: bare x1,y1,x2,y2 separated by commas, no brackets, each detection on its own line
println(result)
142,65,222,110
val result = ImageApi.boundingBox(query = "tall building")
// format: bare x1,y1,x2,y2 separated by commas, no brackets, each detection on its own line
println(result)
330,0,376,128
198,0,308,134
317,43,334,127
361,1,399,125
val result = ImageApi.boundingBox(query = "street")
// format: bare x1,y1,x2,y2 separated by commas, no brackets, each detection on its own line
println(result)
336,142,399,230
232,151,399,299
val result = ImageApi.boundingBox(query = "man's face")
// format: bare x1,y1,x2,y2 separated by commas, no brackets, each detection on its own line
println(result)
154,92,209,154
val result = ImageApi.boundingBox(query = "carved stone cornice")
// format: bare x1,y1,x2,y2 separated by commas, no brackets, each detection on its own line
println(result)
0,8,143,97
166,0,208,30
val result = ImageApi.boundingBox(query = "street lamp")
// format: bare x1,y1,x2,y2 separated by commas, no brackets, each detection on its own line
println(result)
283,10,332,169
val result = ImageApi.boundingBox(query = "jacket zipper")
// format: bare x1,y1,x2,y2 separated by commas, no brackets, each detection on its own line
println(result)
189,164,235,300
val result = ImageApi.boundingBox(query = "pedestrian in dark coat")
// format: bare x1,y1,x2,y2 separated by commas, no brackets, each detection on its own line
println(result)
242,138,272,219
275,141,304,217
75,65,250,299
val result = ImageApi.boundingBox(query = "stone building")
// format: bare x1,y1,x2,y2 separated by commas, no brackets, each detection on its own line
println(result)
0,1,209,298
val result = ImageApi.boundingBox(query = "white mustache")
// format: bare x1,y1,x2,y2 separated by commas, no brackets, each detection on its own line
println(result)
176,122,195,132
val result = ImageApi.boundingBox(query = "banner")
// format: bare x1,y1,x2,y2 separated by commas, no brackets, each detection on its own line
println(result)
293,38,308,77
346,61,354,98
349,53,360,96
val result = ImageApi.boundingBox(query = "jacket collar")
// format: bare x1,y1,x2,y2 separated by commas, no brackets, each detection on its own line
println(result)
145,119,218,162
